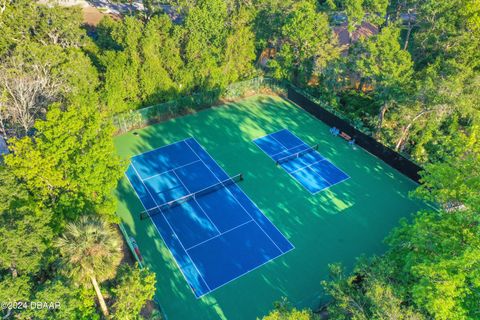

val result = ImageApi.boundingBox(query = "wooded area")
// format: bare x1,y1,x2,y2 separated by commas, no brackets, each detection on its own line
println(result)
0,0,478,319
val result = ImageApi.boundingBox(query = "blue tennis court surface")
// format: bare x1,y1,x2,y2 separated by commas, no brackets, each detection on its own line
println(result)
253,129,349,194
124,137,294,298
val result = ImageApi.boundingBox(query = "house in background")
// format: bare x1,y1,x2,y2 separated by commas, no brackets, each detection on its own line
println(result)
334,21,379,56
257,19,378,78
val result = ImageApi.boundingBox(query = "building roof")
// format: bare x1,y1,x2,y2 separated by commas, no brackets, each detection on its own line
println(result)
334,21,379,56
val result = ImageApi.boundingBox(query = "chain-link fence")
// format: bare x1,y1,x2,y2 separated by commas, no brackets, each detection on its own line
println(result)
113,77,286,134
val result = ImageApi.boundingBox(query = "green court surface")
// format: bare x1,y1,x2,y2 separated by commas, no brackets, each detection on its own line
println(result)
114,95,428,320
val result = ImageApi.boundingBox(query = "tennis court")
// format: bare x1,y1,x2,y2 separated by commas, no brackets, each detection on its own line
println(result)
115,95,429,320
254,129,349,193
124,137,294,297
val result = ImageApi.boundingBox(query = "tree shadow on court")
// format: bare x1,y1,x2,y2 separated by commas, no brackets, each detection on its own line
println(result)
114,94,429,320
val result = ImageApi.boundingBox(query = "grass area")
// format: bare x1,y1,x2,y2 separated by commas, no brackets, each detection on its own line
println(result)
114,95,428,320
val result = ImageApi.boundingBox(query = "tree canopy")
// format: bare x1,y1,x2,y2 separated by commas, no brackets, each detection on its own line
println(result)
0,0,479,318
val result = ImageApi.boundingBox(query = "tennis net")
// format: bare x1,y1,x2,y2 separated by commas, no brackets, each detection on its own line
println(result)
140,173,243,220
276,144,319,165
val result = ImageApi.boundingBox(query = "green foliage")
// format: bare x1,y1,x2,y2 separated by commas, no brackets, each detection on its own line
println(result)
28,278,100,320
386,209,480,319
0,167,53,277
4,101,124,223
0,166,55,319
324,206,480,320
270,1,339,84
414,0,480,68
353,26,413,133
56,216,123,317
323,262,424,320
0,1,86,56
56,216,122,285
2,1,480,319
262,298,318,320
414,125,480,209
111,264,157,319
253,0,294,50
97,3,256,113
345,0,365,32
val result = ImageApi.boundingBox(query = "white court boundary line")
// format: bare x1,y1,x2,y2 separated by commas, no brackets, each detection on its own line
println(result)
171,170,222,236
123,171,202,298
184,138,284,252
185,219,254,251
290,159,328,174
184,137,295,298
129,137,294,299
142,159,202,181
130,138,190,159
130,161,212,294
253,129,351,194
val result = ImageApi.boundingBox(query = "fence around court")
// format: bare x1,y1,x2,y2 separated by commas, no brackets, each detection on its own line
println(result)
115,77,424,318
112,77,285,134
113,77,422,182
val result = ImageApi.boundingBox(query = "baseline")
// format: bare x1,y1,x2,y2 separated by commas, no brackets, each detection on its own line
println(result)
130,162,212,295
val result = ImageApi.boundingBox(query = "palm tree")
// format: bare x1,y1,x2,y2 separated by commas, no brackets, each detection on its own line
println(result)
56,216,122,317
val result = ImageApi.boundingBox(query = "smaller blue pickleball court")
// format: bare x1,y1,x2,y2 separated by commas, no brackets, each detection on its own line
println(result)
253,129,349,194
125,137,294,298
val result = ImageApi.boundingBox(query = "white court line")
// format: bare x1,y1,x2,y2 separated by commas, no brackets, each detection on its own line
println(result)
185,138,294,251
270,142,308,159
252,132,322,194
130,162,212,293
185,219,254,251
130,138,190,159
254,129,351,195
253,130,308,158
143,159,202,181
252,128,290,142
185,138,293,255
195,243,294,299
171,170,222,236
290,159,327,174
130,138,295,298
310,175,351,195
123,171,201,298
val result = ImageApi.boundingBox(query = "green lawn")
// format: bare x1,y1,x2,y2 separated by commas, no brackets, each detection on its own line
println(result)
114,95,427,320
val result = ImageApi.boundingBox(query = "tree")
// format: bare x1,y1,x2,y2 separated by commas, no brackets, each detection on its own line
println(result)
414,125,480,210
413,0,480,69
0,165,53,276
270,1,339,84
28,277,99,320
385,209,480,319
56,216,122,317
253,0,294,50
0,49,58,138
139,15,182,104
182,0,229,89
263,298,318,320
111,264,156,319
4,100,124,224
0,0,98,139
0,1,86,57
100,16,143,113
345,0,365,34
222,7,257,84
323,262,424,320
353,26,413,136
0,166,54,319
389,60,479,160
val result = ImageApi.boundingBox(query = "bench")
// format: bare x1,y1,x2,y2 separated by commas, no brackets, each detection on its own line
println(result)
339,131,352,141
